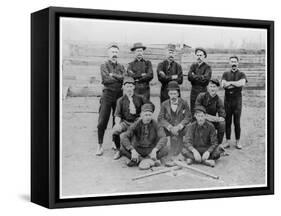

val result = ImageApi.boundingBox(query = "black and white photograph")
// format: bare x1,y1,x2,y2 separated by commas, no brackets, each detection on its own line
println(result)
59,17,268,199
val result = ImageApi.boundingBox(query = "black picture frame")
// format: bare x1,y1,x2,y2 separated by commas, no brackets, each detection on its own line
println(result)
31,6,274,209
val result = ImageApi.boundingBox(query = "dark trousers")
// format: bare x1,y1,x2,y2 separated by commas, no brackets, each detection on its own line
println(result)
160,86,181,104
97,89,122,144
182,146,223,161
120,144,169,160
210,121,225,144
190,86,207,117
164,127,187,156
135,83,150,102
224,96,242,140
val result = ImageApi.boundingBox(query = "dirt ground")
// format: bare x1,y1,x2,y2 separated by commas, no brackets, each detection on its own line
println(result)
61,89,266,198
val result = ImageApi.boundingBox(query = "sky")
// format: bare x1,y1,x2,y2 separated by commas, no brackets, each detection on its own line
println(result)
61,17,267,49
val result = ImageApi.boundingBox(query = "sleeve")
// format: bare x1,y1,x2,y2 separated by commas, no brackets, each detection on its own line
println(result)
157,62,172,84
127,63,142,79
155,125,168,150
179,101,192,126
112,65,125,82
192,65,212,85
114,98,122,118
183,124,196,151
138,60,154,83
100,63,118,85
187,63,196,82
207,126,219,153
121,121,138,151
157,103,171,129
221,71,227,81
176,63,183,84
240,72,248,83
217,98,226,118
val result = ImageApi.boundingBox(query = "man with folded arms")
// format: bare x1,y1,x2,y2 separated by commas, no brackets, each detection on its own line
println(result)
181,106,224,167
157,44,183,104
188,47,212,117
127,42,153,102
120,103,168,169
96,43,125,156
112,76,145,160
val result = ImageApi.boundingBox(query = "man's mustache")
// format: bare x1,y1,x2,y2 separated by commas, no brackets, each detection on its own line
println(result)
112,55,117,58
232,64,237,67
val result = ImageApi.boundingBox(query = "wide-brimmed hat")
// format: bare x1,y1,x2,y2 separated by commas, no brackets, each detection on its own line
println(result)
209,78,220,87
194,105,206,114
195,47,207,57
167,81,180,91
141,103,155,113
131,42,146,51
123,76,135,85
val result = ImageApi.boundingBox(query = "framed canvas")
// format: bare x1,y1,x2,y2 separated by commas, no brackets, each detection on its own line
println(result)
31,6,274,208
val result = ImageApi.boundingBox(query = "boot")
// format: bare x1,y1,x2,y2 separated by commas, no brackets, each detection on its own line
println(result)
96,144,103,156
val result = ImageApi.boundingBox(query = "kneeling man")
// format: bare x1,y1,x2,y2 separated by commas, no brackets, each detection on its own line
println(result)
112,76,145,159
120,103,168,169
158,81,192,156
182,106,223,167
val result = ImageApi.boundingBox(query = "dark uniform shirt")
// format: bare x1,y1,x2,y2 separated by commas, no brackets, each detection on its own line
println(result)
157,60,183,85
127,58,153,84
188,62,212,87
158,98,191,129
222,69,247,98
195,92,226,118
122,119,167,151
183,121,218,153
100,60,125,91
114,94,145,123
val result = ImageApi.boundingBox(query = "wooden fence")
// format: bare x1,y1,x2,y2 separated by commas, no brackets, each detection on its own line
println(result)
62,42,266,98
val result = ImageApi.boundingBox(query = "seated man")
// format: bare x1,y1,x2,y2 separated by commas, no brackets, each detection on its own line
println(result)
158,81,192,157
112,76,145,160
195,78,225,145
120,103,169,169
181,106,224,167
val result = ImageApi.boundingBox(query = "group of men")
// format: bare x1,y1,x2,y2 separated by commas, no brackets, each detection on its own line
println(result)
95,42,247,170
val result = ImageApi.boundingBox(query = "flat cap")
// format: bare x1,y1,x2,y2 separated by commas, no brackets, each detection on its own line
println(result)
108,42,119,50
194,105,206,114
167,81,180,90
123,76,135,85
141,103,155,113
195,47,207,57
209,78,220,87
167,43,176,51
131,42,146,51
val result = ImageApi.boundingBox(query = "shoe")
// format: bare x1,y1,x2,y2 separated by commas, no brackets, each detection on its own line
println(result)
186,158,193,165
113,150,121,160
127,160,138,167
96,145,103,156
203,159,215,167
111,142,117,150
236,140,242,149
164,160,176,167
222,140,230,149
153,160,161,167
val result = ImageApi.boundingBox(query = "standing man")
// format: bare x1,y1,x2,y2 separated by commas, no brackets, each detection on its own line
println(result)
127,42,153,102
120,103,169,169
158,81,192,157
221,56,247,149
112,76,145,160
96,43,125,156
181,106,224,167
188,47,212,117
157,44,183,103
195,78,226,145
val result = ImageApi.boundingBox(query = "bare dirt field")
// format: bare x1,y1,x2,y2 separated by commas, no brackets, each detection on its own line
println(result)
61,89,266,198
